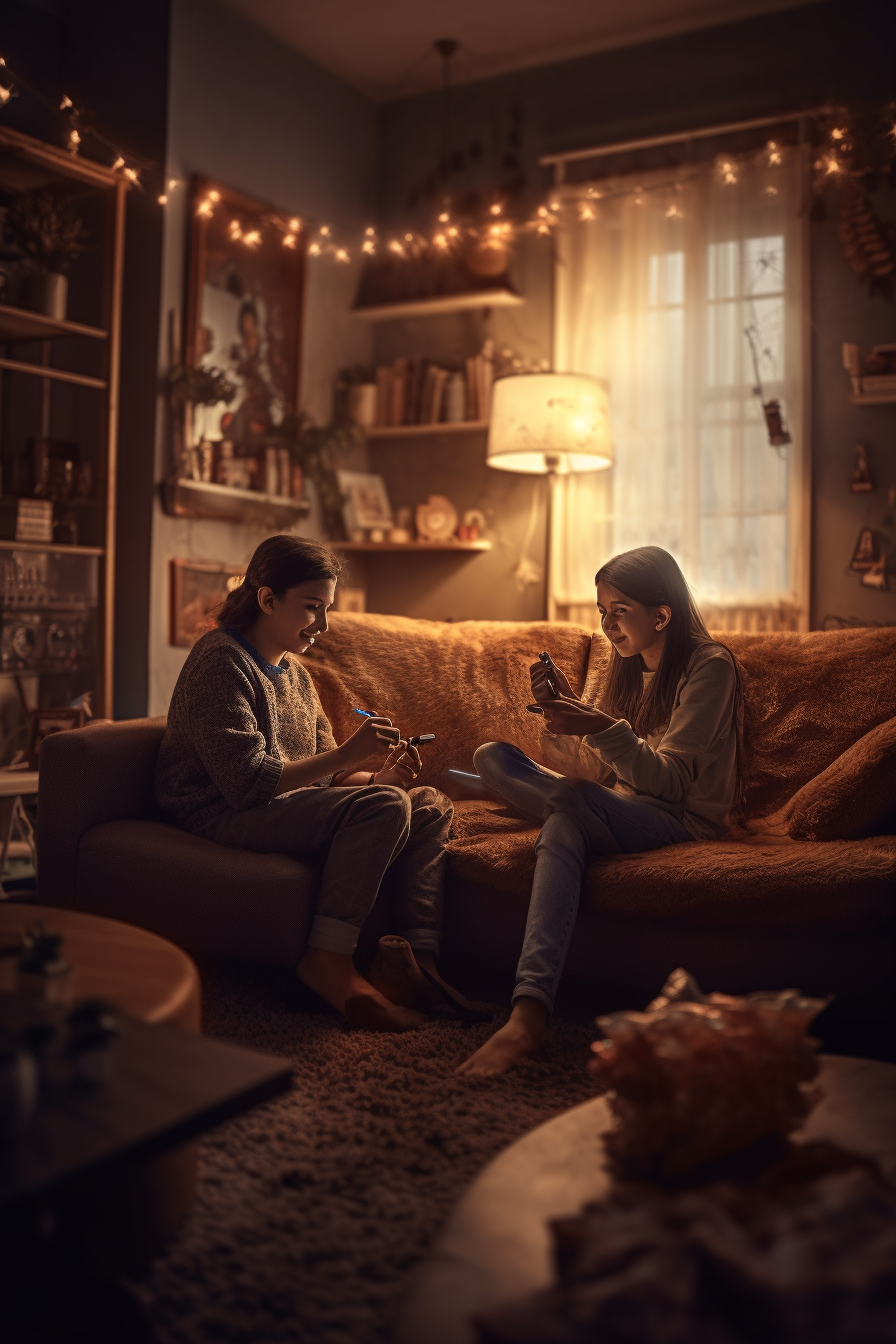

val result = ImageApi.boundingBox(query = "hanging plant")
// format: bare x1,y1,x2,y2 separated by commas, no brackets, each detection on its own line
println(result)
276,414,362,540
168,364,238,407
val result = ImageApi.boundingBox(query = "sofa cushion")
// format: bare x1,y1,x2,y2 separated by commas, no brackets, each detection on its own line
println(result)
446,825,896,935
301,613,594,795
74,819,319,967
582,626,896,821
777,715,896,841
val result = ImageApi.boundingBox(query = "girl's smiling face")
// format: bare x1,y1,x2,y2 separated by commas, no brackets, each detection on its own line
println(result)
597,579,671,670
258,578,336,655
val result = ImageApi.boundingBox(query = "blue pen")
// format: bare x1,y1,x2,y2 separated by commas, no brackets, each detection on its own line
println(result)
353,707,378,717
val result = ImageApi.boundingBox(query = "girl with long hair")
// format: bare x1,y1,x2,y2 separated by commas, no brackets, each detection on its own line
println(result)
459,545,742,1075
156,534,479,1032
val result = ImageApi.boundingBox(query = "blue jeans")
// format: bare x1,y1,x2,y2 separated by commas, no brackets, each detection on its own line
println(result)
473,741,693,1017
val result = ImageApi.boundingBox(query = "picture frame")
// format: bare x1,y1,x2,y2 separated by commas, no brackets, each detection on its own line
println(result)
186,177,306,452
170,559,244,648
336,470,394,533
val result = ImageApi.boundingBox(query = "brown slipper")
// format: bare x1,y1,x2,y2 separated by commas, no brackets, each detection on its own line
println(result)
366,936,452,1016
367,936,493,1023
344,994,429,1033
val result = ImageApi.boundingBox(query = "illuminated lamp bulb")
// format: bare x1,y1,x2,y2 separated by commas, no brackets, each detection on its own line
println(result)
489,203,502,215
308,241,321,256
549,199,560,210
404,233,413,242
388,239,405,257
433,233,448,249
765,185,779,196
197,200,213,218
208,190,220,202
167,178,180,191
290,217,301,230
113,156,125,171
243,230,261,247
228,220,241,237
0,86,11,106
447,226,459,238
537,223,551,236
282,233,296,248
824,156,840,176
665,203,680,218
335,248,350,263
365,226,376,236
319,225,330,237
831,127,846,141
537,205,549,218
438,211,450,223
158,194,168,206
362,239,376,254
123,167,139,183
60,95,72,110
67,129,81,151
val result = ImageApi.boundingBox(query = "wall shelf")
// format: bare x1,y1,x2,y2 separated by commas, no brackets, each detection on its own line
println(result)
0,355,108,390
0,539,104,556
849,391,896,405
331,540,491,553
351,289,523,322
163,477,311,527
367,420,489,439
0,304,108,345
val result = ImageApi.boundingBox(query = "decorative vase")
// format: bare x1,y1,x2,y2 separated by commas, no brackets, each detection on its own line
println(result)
22,271,68,320
348,383,377,429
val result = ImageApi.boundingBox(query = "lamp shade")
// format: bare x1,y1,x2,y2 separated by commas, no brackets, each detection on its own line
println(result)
487,373,613,474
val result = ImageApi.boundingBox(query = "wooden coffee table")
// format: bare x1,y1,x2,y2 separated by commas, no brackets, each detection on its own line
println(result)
398,1055,896,1344
0,902,200,1029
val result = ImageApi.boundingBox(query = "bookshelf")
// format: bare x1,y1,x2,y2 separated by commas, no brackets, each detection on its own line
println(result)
164,478,311,527
366,421,489,440
0,124,127,720
332,540,491,553
352,289,522,322
849,391,896,406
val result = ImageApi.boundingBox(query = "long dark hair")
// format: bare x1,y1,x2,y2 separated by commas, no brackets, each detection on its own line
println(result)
215,534,343,632
595,546,741,743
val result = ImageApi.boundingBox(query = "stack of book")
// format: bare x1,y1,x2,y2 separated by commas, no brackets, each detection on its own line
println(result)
373,351,495,427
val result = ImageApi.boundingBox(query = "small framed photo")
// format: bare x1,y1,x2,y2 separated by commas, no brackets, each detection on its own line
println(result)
29,707,86,769
170,559,244,648
336,470,393,534
336,586,366,613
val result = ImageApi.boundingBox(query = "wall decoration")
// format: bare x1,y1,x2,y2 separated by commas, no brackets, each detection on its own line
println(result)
861,556,887,590
186,178,306,455
415,495,459,542
848,526,878,572
169,559,243,648
851,442,874,493
336,471,393,536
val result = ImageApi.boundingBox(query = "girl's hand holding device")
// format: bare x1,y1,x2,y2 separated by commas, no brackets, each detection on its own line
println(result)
339,713,401,770
529,651,575,702
538,696,616,737
373,740,422,789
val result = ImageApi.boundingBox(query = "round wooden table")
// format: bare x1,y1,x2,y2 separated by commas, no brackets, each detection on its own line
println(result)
0,902,202,1265
0,903,200,1031
397,1055,896,1344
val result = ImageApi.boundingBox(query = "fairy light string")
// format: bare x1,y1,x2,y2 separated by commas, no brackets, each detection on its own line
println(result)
1,54,894,270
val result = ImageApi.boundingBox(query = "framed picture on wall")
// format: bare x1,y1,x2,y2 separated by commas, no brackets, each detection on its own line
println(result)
186,177,306,450
336,470,394,535
170,559,244,648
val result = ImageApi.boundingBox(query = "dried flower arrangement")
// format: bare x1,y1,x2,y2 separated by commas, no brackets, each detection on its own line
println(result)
0,191,86,274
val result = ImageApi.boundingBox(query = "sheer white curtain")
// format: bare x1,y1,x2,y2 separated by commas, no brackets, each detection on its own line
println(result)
552,147,808,631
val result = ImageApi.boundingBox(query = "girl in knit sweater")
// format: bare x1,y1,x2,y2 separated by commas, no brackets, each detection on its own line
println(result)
459,546,743,1075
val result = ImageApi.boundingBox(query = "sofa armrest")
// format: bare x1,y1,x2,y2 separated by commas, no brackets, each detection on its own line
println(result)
37,717,167,903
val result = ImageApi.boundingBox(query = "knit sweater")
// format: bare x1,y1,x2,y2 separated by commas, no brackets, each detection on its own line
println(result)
537,643,738,840
155,628,337,833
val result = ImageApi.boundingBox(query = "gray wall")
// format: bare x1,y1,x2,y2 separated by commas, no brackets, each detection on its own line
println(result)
148,0,377,713
377,0,896,630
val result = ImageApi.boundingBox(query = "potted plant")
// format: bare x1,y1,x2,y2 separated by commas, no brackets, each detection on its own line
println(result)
0,191,86,320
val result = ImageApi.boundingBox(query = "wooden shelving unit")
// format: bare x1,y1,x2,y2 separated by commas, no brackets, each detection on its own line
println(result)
849,391,896,406
367,420,489,440
331,540,491,553
164,478,310,527
352,289,522,322
0,124,127,718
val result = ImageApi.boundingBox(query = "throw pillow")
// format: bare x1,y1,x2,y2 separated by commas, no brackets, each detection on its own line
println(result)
782,715,896,841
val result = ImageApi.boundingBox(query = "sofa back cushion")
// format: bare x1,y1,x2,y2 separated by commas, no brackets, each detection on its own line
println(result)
302,612,593,793
584,625,896,819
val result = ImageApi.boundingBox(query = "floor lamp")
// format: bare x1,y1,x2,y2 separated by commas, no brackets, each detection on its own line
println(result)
486,374,614,620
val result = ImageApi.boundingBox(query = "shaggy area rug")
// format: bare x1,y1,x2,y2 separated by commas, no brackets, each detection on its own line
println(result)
137,960,598,1344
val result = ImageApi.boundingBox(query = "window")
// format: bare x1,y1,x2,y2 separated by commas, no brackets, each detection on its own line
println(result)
553,147,807,630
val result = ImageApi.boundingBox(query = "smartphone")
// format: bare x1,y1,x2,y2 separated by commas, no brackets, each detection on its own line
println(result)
408,733,436,746
538,650,559,698
526,704,546,714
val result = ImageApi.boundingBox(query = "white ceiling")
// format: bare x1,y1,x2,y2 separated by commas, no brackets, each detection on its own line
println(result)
217,0,813,102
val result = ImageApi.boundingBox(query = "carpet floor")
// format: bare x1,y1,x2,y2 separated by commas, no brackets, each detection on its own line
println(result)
137,959,598,1344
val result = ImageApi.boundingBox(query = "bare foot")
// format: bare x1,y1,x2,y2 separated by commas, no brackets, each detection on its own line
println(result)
455,997,548,1077
296,947,396,1015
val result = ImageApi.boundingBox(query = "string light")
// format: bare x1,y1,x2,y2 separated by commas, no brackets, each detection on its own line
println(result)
158,194,168,206
123,166,139,184
228,220,242,239
282,233,297,248
388,239,406,257
308,240,321,256
447,225,459,238
0,85,11,107
112,156,125,171
767,140,782,167
196,198,214,218
335,248,350,263
242,229,261,247
438,211,450,223
167,178,182,193
289,217,301,230
319,225,330,237
578,203,596,221
665,202,681,218
433,232,448,249
59,95,72,110
489,203,502,216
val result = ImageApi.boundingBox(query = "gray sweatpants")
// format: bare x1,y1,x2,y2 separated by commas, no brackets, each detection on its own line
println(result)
204,783,453,956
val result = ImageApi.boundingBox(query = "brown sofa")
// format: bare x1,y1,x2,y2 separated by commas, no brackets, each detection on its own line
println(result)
37,615,895,1045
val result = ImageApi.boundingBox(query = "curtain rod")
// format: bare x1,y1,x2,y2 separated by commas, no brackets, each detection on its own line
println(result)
540,107,829,175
